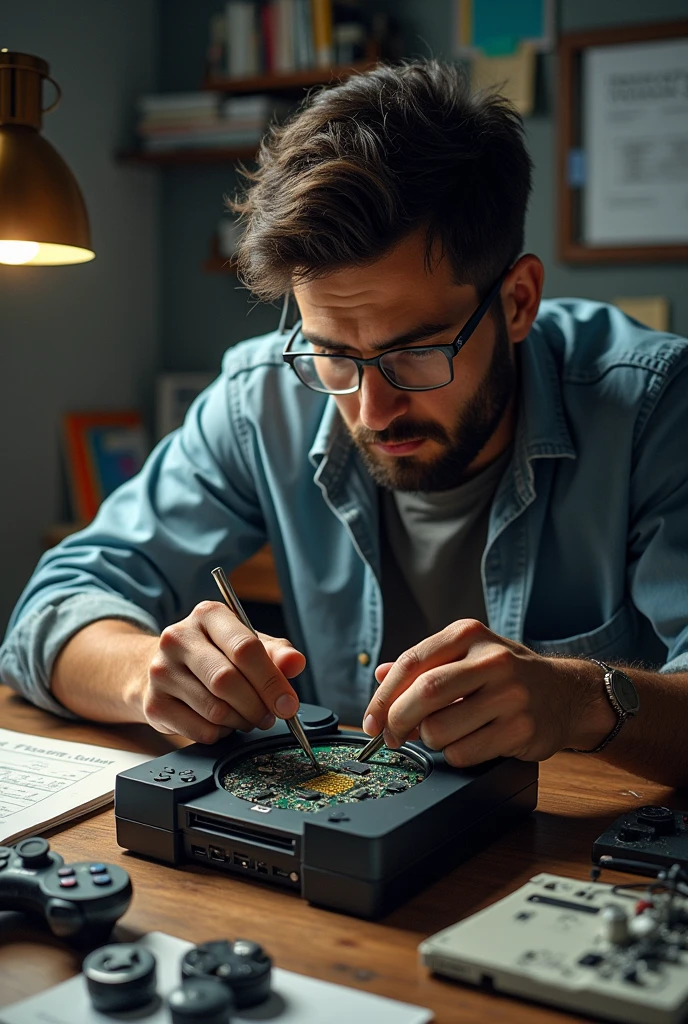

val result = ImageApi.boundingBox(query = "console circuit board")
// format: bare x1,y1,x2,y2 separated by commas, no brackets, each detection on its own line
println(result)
220,741,425,813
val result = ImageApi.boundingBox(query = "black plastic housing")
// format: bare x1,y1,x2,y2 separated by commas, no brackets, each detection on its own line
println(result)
593,805,688,873
115,705,538,918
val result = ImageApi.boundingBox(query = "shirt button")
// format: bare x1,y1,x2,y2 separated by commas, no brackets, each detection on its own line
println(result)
357,652,370,666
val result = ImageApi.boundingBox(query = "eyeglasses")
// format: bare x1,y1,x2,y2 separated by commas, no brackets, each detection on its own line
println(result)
282,268,509,395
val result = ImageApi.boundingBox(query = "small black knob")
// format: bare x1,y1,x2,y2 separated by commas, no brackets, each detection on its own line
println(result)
181,939,272,1008
637,806,676,836
16,836,51,868
169,979,234,1024
83,944,157,1013
618,824,655,843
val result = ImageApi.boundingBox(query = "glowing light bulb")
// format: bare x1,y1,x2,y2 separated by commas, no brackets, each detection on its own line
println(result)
0,240,41,264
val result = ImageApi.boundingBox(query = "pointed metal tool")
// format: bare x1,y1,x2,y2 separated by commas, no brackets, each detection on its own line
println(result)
356,732,386,763
211,566,319,770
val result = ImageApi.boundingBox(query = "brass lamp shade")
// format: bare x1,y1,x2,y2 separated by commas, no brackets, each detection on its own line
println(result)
0,50,94,265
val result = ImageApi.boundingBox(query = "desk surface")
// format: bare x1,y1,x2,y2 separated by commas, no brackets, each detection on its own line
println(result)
0,685,674,1023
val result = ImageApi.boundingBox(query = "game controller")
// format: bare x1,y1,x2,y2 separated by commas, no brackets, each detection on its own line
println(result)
0,835,132,940
82,937,272,1021
592,805,688,874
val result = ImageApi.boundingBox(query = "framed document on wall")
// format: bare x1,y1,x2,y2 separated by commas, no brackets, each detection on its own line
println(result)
558,20,688,264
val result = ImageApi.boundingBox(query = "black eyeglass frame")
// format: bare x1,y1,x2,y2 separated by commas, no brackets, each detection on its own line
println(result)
281,266,511,395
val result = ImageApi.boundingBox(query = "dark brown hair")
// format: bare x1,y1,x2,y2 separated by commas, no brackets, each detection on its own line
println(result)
231,59,532,302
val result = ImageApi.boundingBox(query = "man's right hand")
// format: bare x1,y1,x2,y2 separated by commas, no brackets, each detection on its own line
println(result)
139,601,307,743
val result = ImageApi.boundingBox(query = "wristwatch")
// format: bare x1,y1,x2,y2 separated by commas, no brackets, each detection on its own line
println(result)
573,658,640,754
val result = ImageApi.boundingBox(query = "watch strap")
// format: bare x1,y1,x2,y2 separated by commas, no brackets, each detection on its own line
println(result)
571,659,635,755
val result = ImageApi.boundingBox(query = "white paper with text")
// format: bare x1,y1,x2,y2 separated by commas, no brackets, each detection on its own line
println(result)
0,728,151,845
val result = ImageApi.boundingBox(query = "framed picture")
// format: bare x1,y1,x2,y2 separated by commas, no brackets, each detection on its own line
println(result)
63,411,149,522
156,372,214,440
558,20,688,264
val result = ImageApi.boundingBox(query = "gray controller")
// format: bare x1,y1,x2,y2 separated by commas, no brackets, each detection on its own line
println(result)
419,872,688,1024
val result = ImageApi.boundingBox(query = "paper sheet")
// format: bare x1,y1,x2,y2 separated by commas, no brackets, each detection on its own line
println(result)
1,930,435,1024
0,728,151,845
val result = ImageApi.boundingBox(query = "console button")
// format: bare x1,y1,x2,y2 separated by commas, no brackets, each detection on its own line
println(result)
163,767,176,774
83,944,157,1013
16,836,51,868
154,774,172,782
59,877,78,888
181,774,196,783
328,811,349,822
89,863,106,874
58,867,76,877
92,874,112,886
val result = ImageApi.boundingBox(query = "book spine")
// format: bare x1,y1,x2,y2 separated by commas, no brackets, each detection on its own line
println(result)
275,0,295,74
310,0,333,69
261,2,275,73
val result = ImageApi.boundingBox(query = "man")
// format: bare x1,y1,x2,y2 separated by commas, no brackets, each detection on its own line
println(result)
2,62,688,786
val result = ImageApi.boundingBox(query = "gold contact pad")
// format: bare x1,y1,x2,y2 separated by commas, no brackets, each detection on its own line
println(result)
305,772,355,795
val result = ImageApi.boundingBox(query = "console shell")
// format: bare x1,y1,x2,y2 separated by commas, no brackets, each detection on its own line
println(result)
115,706,538,918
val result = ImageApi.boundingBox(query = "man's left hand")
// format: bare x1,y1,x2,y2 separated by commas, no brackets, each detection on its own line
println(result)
363,619,613,765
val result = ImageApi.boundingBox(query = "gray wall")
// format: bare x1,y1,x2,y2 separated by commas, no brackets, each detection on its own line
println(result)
0,0,160,631
158,0,688,377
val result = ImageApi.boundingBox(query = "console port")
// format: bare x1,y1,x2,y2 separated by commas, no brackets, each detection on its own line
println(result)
273,866,290,880
256,861,268,874
233,852,254,870
209,845,226,862
191,845,207,857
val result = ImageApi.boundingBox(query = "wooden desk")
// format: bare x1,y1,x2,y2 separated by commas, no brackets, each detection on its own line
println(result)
0,685,674,1022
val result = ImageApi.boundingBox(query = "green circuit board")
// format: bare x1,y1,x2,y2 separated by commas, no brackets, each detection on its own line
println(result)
220,741,425,813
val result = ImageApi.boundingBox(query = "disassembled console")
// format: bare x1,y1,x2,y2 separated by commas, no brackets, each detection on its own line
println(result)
420,869,688,1024
114,703,538,918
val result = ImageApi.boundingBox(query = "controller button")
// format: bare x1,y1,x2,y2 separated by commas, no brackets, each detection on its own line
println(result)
92,873,112,886
59,876,78,888
89,863,106,873
163,767,176,774
154,774,172,782
181,774,197,782
16,836,51,868
328,811,349,822
58,867,76,877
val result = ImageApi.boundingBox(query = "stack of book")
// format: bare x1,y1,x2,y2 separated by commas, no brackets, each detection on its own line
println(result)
208,0,369,80
136,92,289,152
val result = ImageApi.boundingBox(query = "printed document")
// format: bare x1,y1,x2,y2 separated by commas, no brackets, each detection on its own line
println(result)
0,728,151,845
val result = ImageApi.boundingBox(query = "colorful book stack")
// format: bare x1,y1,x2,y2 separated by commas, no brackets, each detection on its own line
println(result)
215,0,369,80
136,92,290,152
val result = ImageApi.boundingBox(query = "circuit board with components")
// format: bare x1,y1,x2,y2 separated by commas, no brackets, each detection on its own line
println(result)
220,741,425,812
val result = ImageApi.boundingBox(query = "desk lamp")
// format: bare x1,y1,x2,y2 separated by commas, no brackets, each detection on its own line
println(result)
0,49,94,266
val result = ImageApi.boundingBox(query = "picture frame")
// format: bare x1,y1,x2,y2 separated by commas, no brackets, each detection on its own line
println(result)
156,372,215,440
62,411,149,522
558,20,688,264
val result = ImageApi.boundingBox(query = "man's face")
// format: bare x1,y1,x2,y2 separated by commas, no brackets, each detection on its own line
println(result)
293,232,518,492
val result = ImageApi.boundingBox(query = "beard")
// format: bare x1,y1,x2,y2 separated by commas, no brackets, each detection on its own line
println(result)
349,305,516,492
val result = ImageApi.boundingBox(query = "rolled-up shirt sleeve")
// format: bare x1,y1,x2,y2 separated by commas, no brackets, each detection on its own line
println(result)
628,359,688,674
0,355,270,716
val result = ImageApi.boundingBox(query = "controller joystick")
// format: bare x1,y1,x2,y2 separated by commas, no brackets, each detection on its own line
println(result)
83,944,157,1013
181,938,272,1008
169,979,235,1024
0,836,132,940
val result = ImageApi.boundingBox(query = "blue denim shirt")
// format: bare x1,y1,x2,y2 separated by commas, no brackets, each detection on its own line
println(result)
2,299,688,725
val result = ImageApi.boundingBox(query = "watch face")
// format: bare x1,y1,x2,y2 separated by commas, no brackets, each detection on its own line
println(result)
611,671,640,714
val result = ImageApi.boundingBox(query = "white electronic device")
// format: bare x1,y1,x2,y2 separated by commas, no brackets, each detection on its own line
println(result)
419,871,688,1024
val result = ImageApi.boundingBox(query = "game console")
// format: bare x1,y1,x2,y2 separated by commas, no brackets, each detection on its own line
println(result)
114,703,538,918
0,836,131,941
419,870,688,1024
593,805,688,874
